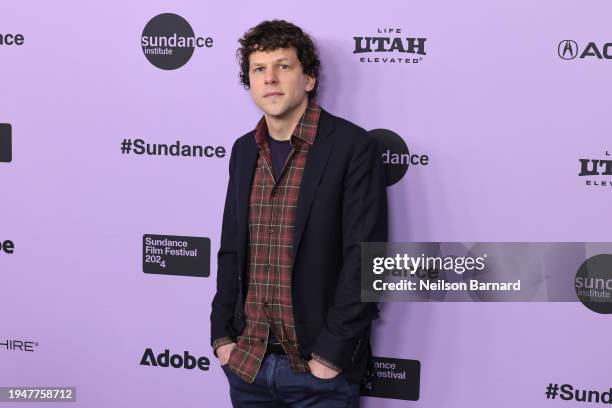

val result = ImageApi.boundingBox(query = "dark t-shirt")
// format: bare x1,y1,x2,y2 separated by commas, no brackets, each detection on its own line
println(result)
267,134,292,181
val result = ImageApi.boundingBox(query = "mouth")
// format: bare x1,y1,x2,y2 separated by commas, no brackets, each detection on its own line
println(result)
264,92,284,98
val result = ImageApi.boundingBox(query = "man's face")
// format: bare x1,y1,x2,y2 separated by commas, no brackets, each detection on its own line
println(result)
248,47,315,119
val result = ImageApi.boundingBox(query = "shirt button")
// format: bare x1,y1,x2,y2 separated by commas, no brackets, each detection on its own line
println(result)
265,265,272,272
271,190,277,197
268,227,274,234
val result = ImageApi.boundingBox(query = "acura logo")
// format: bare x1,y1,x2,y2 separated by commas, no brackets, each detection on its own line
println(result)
558,40,578,60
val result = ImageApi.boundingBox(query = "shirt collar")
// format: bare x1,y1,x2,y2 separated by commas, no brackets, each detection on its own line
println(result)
254,99,321,146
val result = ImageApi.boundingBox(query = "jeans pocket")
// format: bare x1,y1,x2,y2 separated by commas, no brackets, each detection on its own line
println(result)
221,363,233,378
308,371,346,383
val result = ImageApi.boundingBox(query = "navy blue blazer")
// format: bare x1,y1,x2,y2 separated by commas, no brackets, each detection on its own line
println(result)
210,108,388,382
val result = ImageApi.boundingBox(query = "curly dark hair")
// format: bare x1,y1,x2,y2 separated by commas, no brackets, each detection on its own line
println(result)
237,20,320,100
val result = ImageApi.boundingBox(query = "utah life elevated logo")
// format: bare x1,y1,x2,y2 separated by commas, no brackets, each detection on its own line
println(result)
353,28,426,65
558,40,612,60
141,13,213,70
578,150,611,189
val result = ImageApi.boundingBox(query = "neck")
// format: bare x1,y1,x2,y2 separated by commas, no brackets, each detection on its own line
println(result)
265,98,309,141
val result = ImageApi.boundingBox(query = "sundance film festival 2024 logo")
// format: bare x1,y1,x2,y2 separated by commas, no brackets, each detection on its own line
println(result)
141,13,213,70
369,129,429,186
0,124,12,163
558,40,612,60
143,234,210,277
578,150,611,189
360,356,420,401
353,28,426,64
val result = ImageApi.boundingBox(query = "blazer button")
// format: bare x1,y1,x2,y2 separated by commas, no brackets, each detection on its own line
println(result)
237,275,242,281
238,314,244,320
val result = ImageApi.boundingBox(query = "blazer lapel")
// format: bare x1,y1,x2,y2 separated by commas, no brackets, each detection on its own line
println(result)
293,110,336,261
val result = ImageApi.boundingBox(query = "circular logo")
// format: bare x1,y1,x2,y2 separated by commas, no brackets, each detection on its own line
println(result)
369,129,429,186
141,13,196,70
574,254,612,314
558,40,578,60
369,129,408,187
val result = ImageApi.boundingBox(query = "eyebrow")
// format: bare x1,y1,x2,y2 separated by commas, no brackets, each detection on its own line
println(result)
251,58,291,67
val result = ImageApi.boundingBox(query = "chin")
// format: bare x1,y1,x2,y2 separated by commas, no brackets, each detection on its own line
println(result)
263,105,289,118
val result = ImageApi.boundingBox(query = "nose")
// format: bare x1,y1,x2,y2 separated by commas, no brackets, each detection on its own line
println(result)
264,67,278,85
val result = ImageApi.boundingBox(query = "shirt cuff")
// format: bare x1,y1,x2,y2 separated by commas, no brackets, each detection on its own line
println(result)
212,337,234,358
311,352,342,373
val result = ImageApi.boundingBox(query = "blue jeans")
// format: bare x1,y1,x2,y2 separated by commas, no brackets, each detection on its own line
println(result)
222,354,360,407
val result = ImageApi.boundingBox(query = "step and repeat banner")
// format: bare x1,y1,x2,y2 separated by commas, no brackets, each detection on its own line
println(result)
1,0,611,407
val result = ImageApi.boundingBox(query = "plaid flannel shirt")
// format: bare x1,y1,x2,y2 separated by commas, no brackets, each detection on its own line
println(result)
213,101,341,383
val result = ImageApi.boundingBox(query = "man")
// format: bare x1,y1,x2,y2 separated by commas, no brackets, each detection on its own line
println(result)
210,20,387,407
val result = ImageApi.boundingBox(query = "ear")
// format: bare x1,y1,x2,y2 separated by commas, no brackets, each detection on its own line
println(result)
305,74,316,92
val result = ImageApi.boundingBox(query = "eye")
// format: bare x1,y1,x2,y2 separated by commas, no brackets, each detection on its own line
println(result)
253,66,264,73
280,64,290,70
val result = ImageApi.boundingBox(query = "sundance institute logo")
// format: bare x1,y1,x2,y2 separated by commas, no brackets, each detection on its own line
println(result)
369,129,429,186
141,13,213,70
574,254,612,314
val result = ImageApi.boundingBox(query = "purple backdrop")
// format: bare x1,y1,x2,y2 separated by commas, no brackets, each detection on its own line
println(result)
1,0,610,407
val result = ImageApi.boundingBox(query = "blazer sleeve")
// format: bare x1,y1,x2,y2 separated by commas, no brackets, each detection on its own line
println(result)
210,141,240,346
310,132,388,368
